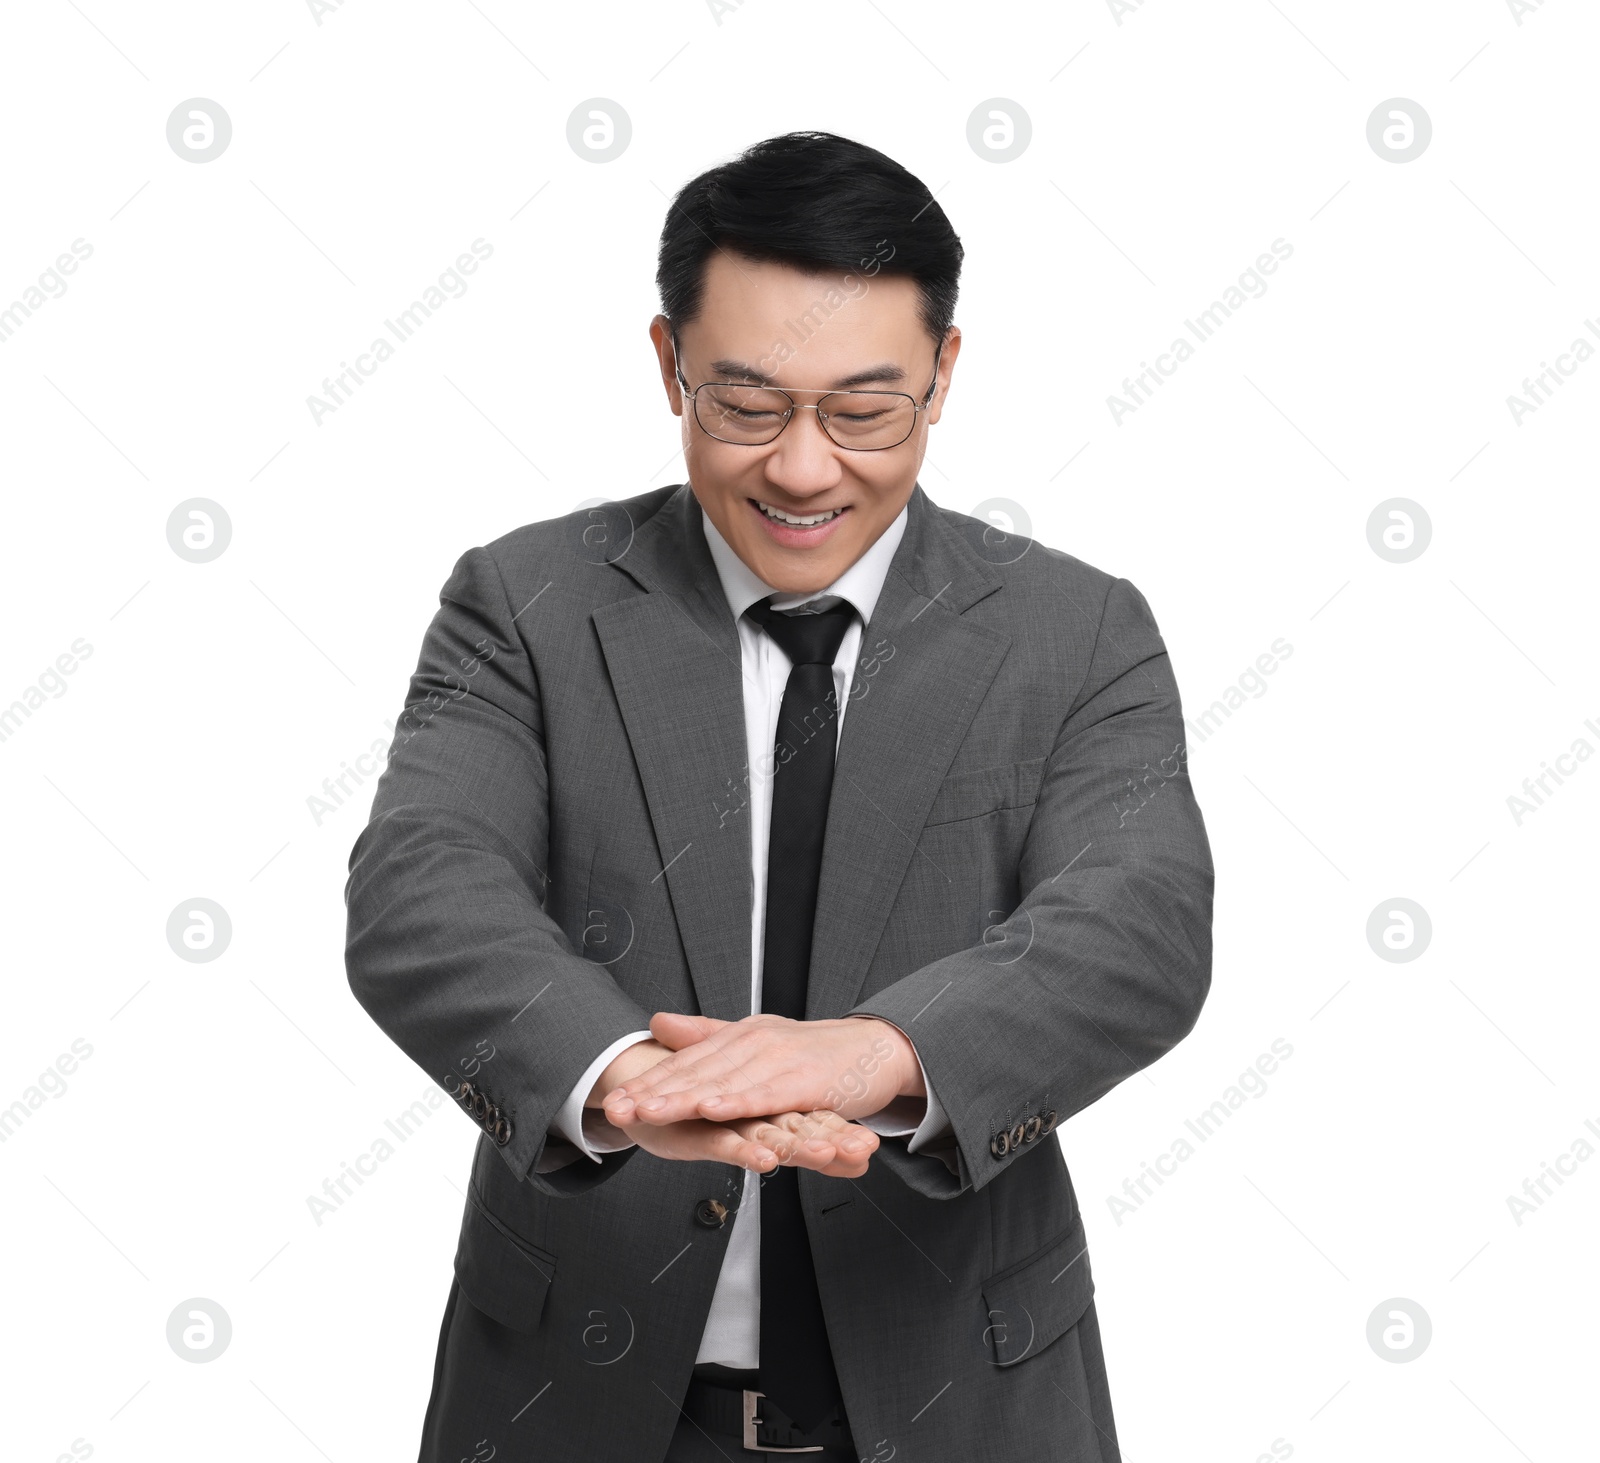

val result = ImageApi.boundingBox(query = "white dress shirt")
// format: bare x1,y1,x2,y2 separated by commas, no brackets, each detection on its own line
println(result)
539,495,954,1368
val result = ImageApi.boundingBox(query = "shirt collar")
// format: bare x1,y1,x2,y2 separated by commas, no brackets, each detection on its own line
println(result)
699,495,909,626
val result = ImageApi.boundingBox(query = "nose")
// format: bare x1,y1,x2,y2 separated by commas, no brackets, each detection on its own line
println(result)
763,405,844,496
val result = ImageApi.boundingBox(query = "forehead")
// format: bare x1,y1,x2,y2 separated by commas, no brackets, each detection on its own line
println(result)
686,251,926,366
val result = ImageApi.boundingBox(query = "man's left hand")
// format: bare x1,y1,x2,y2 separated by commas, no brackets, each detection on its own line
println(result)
601,1012,925,1127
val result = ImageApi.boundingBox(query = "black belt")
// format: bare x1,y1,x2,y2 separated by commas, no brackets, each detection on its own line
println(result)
684,1364,856,1455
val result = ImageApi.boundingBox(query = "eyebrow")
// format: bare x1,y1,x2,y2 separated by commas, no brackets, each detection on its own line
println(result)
706,357,910,390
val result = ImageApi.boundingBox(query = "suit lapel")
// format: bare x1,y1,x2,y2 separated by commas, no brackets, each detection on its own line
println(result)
593,482,1009,1026
591,485,754,1023
807,489,1011,1018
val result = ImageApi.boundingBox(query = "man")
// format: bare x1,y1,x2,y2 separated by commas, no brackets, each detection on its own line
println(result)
345,130,1213,1462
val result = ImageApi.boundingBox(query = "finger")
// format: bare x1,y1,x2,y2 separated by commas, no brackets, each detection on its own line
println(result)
648,1117,781,1173
600,1050,710,1115
606,1042,773,1123
648,1011,728,1050
691,1077,825,1123
782,1110,879,1161
814,1149,874,1178
753,1112,878,1169
757,1128,873,1179
732,1119,806,1164
776,1112,877,1177
602,1028,755,1110
631,1072,806,1126
736,1118,839,1171
795,1111,878,1176
773,1108,850,1134
609,1014,797,1106
795,1109,879,1150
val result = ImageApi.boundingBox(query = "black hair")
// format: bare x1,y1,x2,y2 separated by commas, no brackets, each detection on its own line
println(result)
656,130,963,347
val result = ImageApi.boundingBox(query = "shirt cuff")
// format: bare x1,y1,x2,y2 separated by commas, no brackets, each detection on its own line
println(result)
855,1020,952,1152
548,1029,653,1163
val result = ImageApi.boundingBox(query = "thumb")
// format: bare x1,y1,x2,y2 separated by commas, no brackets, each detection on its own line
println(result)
649,1011,726,1049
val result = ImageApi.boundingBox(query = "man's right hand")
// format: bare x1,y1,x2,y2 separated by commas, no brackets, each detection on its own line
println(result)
587,1038,878,1177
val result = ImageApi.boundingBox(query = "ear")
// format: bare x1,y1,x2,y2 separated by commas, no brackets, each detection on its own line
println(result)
649,314,686,415
649,1011,727,1049
924,325,961,427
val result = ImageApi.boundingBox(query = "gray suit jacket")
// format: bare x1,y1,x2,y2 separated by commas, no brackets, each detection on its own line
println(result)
344,480,1213,1462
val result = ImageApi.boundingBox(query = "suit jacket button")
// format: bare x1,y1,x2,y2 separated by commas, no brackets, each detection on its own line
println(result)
1040,1109,1058,1135
492,1115,512,1147
472,1091,488,1119
1009,1120,1026,1150
1023,1115,1042,1144
485,1102,501,1127
694,1199,729,1228
990,1131,1010,1160
455,1080,475,1106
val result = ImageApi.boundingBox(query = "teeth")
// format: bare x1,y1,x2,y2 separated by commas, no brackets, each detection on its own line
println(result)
759,501,842,527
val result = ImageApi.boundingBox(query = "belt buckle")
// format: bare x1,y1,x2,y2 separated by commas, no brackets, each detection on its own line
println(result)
742,1389,824,1453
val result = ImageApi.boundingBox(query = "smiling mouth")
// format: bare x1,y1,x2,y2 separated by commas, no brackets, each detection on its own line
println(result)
752,499,849,527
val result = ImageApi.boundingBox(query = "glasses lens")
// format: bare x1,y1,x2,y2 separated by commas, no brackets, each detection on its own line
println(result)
819,393,916,449
690,383,919,449
697,385,792,443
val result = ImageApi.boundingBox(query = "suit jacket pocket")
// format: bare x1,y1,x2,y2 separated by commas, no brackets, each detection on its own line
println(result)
925,755,1046,827
454,1191,557,1333
982,1211,1094,1366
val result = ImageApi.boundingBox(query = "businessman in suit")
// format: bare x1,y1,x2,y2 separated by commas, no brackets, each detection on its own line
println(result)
345,131,1213,1461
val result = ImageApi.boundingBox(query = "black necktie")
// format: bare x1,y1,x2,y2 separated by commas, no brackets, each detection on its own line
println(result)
745,595,856,1434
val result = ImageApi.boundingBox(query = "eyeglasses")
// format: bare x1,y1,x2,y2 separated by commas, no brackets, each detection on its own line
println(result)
670,327,943,451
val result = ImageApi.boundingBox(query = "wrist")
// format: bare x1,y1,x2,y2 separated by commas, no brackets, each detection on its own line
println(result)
586,1037,670,1109
852,1016,925,1101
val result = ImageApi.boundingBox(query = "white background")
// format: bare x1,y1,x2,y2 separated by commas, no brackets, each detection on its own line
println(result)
2,2,1595,1459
